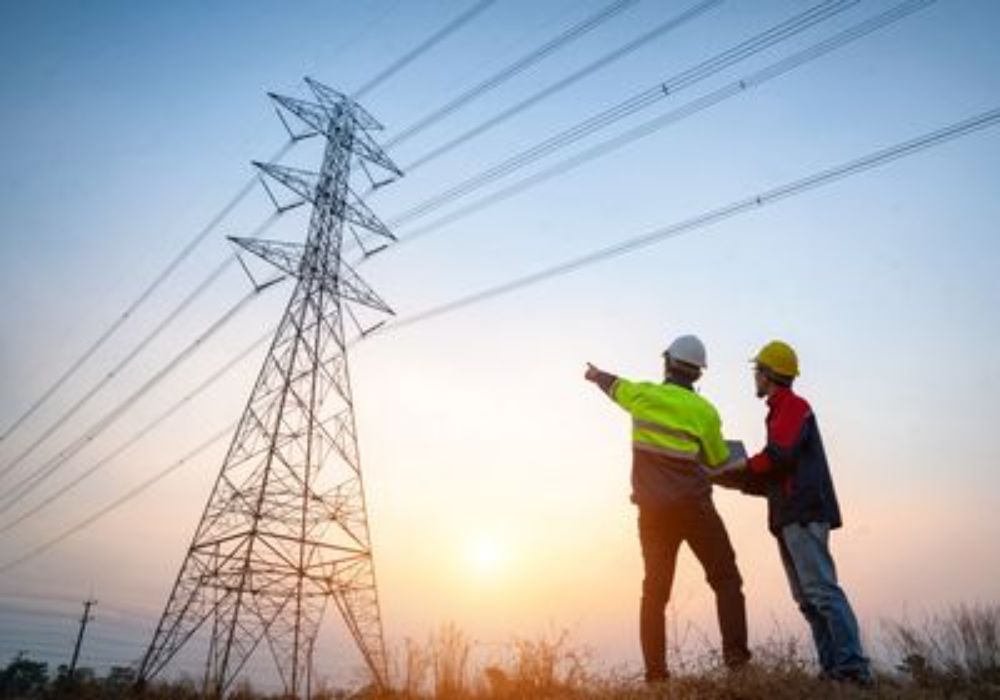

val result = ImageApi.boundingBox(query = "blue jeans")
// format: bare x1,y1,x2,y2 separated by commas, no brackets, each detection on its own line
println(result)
778,522,871,680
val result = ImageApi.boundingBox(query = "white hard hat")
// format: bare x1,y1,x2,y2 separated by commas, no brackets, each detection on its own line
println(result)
663,334,707,369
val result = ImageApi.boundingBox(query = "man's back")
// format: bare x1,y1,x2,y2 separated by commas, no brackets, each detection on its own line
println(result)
611,378,728,507
584,338,751,679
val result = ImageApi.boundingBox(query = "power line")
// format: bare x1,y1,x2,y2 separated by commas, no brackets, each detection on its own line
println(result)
352,0,498,100
384,0,644,150
385,0,859,227
27,0,919,494
0,1,521,538
0,607,75,622
376,106,1000,331
0,0,497,454
0,0,932,554
0,421,236,575
0,594,157,621
0,327,274,536
0,276,283,516
0,249,238,485
3,104,997,576
323,0,407,73
401,0,723,174
0,143,292,449
395,0,938,245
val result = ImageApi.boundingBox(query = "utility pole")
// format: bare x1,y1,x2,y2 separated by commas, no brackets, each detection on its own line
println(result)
68,598,96,679
137,78,402,698
306,634,316,700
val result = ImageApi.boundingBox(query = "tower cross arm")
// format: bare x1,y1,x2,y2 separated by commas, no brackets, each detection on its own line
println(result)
229,236,393,316
268,93,331,138
349,129,403,179
229,237,306,279
345,189,395,242
327,260,394,315
254,162,319,204
305,77,383,132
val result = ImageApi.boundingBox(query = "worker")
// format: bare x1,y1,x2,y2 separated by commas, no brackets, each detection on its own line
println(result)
584,334,751,683
714,340,872,684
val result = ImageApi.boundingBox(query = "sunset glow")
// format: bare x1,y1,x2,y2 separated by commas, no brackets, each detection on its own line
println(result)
0,1,999,695
463,532,511,578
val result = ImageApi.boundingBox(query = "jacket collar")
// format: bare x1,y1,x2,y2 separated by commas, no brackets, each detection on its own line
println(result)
664,377,695,391
767,385,793,408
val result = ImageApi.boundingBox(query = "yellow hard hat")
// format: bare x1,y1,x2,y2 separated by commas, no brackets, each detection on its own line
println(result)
754,340,799,377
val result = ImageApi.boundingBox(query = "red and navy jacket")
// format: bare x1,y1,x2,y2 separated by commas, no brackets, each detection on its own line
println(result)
742,386,842,534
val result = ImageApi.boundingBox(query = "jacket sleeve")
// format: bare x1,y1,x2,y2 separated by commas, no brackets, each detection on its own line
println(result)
748,396,812,475
739,471,770,496
699,407,730,469
610,377,643,410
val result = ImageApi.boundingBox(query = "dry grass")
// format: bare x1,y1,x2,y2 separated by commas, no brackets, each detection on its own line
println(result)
884,603,1000,691
374,606,1000,700
4,607,999,698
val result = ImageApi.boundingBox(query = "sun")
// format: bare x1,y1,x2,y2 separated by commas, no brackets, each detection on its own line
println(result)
464,532,510,577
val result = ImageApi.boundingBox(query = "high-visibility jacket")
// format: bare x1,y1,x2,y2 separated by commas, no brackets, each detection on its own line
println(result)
610,377,730,506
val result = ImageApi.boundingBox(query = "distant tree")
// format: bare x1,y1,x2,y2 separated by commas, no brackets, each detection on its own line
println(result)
0,652,49,697
50,663,101,699
104,665,137,693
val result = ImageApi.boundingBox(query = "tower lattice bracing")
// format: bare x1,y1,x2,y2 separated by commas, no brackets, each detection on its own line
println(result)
138,78,401,697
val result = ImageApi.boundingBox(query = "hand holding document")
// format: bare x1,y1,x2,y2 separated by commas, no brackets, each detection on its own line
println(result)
705,440,749,476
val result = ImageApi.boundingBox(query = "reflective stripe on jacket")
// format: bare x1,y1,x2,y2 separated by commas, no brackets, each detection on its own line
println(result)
610,377,731,507
612,378,729,467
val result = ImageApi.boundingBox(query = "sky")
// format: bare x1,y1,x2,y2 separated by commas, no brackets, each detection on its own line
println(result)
0,0,999,691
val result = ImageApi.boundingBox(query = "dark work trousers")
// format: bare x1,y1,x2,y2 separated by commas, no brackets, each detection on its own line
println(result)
638,498,750,680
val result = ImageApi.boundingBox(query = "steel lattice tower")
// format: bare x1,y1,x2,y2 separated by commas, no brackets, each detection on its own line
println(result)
138,78,402,697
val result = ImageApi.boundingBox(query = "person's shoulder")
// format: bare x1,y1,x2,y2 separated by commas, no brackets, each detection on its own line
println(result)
784,389,813,417
687,390,722,421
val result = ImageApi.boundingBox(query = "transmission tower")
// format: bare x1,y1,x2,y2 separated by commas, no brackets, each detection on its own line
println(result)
138,77,402,697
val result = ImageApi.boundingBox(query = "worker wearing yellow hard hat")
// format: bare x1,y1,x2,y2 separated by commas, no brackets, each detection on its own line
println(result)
753,340,799,381
713,340,872,685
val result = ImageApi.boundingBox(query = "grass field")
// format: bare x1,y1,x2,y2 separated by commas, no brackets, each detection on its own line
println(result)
2,605,997,698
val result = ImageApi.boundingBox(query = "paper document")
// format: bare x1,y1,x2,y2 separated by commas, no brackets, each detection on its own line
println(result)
708,440,747,474
725,440,747,463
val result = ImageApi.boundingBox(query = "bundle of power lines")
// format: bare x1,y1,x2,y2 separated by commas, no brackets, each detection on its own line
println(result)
0,0,994,599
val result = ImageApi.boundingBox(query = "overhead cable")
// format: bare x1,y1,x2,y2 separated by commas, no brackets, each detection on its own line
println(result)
378,105,1000,331
0,0,497,451
0,276,283,515
9,0,926,531
352,0,498,100
396,0,938,244
8,0,920,526
402,0,724,173
0,252,233,483
0,214,278,485
0,144,291,449
3,104,997,575
384,0,644,149
0,328,274,535
386,0,859,227
0,421,235,575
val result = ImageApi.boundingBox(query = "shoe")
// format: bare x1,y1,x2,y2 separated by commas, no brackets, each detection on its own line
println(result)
830,669,875,688
725,649,752,672
644,670,670,685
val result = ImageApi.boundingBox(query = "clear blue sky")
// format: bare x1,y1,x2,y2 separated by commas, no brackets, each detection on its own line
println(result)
1,0,998,690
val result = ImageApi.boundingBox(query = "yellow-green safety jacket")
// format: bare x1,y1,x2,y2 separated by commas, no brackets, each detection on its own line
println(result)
611,377,730,506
